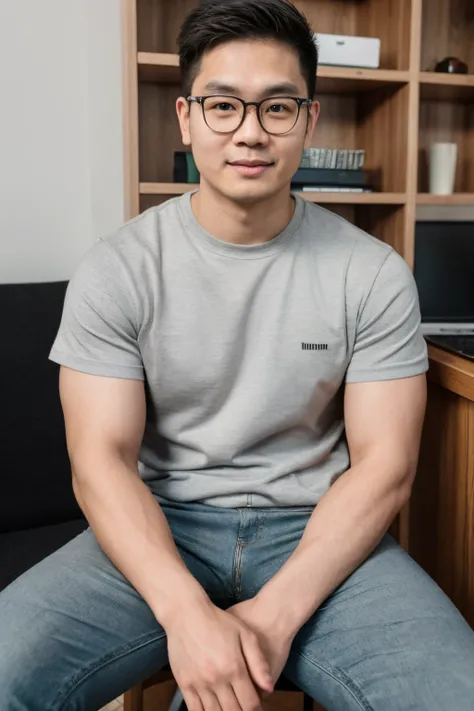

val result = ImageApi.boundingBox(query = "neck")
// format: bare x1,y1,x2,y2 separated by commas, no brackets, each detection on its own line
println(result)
191,180,295,246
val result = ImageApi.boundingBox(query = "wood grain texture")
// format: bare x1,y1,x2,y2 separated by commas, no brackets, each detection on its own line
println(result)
126,679,328,711
417,193,474,204
138,84,183,183
296,0,411,70
162,0,199,54
137,53,410,94
358,84,410,193
426,345,474,403
122,0,140,219
356,0,412,70
412,381,474,628
399,0,422,275
418,100,473,193
421,0,474,73
356,205,407,255
137,0,164,53
123,683,144,711
139,183,406,205
420,72,474,102
294,0,358,37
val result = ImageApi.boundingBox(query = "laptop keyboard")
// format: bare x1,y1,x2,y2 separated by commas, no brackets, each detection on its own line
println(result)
426,335,474,360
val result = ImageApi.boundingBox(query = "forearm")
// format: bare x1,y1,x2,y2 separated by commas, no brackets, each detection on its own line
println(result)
72,454,211,628
255,455,411,638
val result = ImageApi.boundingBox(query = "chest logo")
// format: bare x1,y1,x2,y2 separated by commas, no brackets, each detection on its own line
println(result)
302,343,328,351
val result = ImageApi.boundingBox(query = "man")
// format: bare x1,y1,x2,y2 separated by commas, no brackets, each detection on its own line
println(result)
1,0,474,709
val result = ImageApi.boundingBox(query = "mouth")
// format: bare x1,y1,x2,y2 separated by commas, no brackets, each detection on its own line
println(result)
227,160,274,177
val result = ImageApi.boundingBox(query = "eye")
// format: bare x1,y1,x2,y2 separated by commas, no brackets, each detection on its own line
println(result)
214,102,236,112
267,104,289,114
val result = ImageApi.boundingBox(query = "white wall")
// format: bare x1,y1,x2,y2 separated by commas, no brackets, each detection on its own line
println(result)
0,0,124,284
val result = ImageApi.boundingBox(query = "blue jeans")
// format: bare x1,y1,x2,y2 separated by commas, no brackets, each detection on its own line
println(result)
1,498,474,710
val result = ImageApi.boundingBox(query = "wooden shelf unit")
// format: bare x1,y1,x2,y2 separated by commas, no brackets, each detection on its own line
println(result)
125,0,474,276
140,181,407,204
138,52,411,93
417,193,474,205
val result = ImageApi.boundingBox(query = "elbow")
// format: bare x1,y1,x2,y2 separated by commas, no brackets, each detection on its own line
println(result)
394,463,417,510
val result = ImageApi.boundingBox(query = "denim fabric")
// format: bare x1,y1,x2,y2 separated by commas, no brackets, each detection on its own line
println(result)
1,498,474,710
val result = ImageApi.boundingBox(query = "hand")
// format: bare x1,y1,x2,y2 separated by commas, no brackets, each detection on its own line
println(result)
165,600,274,711
226,598,295,693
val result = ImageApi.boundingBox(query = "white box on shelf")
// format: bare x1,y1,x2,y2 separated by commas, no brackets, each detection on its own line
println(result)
314,33,381,69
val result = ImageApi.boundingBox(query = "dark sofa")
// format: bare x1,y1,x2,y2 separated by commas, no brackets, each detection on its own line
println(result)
0,281,88,591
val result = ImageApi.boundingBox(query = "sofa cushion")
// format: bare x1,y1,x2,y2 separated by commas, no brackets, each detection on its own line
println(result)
0,281,83,533
0,518,89,591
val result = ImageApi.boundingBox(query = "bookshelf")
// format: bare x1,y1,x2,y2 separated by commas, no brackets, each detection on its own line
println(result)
123,0,474,551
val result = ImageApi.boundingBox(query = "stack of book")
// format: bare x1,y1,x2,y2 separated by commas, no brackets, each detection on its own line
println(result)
292,148,372,193
300,148,365,170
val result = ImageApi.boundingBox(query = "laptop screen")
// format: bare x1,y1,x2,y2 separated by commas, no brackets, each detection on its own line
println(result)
414,221,474,323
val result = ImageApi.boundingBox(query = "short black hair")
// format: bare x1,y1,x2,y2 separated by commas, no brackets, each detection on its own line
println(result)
178,0,318,99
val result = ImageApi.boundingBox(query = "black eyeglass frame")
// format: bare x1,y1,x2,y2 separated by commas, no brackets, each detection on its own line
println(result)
187,95,313,136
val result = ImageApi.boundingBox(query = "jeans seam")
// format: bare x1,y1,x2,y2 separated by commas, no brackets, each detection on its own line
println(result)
233,541,244,601
53,629,167,710
294,648,374,711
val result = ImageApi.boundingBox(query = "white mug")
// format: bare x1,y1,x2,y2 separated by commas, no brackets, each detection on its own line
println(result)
429,142,458,195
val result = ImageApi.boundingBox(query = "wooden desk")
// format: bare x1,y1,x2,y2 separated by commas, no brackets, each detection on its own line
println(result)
409,345,474,627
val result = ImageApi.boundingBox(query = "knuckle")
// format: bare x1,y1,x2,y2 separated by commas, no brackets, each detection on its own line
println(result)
227,661,243,678
202,669,220,687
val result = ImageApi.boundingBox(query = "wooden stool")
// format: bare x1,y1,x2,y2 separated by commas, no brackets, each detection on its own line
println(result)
124,668,326,711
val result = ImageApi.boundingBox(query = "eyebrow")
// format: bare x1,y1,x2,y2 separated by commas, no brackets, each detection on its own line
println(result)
202,80,303,97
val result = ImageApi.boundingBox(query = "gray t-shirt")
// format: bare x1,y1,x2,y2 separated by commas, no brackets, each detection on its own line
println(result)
50,193,428,508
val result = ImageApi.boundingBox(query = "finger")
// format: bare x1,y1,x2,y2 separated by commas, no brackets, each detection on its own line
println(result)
239,631,273,693
181,688,204,711
216,683,245,711
232,674,264,711
199,689,224,711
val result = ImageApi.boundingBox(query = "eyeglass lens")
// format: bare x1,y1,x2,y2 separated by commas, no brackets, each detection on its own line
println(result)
202,97,300,134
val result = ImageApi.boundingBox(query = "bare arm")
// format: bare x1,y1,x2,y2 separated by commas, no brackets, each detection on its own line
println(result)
253,374,427,639
59,366,211,625
60,366,272,711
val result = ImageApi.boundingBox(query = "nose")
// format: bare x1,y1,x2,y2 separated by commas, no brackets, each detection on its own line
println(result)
233,104,268,146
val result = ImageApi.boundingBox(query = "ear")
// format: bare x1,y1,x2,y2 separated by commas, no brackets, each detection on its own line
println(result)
304,100,320,150
176,96,192,147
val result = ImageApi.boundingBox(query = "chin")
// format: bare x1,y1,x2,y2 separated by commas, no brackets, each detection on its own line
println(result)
216,179,287,205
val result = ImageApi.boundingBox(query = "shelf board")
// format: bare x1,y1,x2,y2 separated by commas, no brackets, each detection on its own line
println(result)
417,193,474,205
420,72,474,101
137,53,409,94
138,53,180,84
140,183,406,205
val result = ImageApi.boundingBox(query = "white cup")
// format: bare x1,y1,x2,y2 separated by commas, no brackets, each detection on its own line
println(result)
429,142,458,195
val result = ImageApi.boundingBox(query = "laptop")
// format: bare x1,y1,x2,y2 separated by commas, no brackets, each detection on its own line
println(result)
414,221,474,361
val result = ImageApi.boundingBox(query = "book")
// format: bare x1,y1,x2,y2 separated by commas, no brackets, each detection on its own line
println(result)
300,186,371,192
300,149,367,170
291,168,370,187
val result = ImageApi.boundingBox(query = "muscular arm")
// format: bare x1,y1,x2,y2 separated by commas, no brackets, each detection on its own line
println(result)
253,374,427,638
59,366,211,627
60,367,273,709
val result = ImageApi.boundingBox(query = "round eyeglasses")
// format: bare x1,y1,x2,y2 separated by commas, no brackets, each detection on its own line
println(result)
187,95,312,136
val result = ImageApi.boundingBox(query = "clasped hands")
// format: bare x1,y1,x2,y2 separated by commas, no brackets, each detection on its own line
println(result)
165,595,295,711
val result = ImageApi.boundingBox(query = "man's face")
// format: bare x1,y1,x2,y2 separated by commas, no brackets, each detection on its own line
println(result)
177,39,319,204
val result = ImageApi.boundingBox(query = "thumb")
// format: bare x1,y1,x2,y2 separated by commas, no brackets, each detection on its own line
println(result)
240,630,274,693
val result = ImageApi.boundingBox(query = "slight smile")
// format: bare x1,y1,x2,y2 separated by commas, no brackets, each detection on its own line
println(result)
228,159,274,177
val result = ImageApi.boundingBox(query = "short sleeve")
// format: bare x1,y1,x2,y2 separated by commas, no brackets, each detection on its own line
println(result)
49,239,144,380
345,250,428,383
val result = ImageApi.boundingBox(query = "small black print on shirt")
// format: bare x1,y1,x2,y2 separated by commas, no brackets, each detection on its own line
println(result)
302,343,329,351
